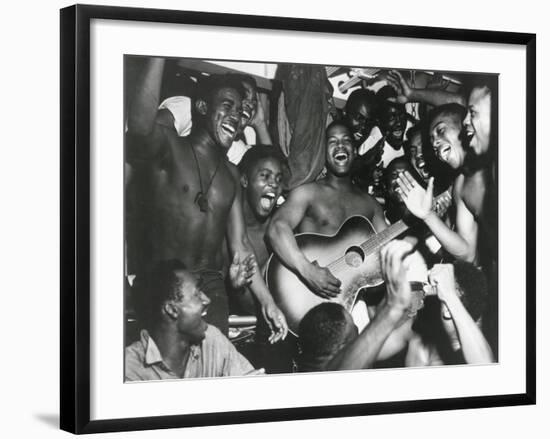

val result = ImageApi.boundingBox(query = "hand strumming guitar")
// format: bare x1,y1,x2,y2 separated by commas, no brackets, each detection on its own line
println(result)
301,260,341,299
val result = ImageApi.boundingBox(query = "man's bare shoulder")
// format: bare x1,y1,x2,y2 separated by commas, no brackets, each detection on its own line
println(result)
287,181,324,200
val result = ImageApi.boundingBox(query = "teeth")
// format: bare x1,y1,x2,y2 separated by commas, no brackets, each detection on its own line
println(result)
335,153,348,161
201,311,207,317
263,192,276,199
222,123,236,134
242,110,251,119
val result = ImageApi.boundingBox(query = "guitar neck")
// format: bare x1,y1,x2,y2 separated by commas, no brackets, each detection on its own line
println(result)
359,220,409,256
359,188,452,256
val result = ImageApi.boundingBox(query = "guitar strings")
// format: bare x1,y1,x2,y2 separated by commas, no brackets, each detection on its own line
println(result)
325,190,451,272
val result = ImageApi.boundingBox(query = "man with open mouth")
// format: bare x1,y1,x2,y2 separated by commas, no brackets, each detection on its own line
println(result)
396,103,490,268
126,58,288,342
125,260,262,380
268,120,387,300
231,145,287,316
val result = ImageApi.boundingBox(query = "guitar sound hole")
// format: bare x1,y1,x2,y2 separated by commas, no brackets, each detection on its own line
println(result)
345,246,365,268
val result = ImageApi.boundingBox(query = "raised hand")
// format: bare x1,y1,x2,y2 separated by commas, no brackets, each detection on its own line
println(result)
380,240,416,314
397,172,434,220
428,264,457,305
249,92,265,128
386,70,413,104
228,252,257,290
302,260,341,299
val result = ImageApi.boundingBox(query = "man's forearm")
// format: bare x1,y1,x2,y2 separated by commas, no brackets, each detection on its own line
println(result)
408,88,465,107
268,221,310,276
327,303,405,370
127,58,165,136
253,121,272,145
445,295,494,364
424,212,476,262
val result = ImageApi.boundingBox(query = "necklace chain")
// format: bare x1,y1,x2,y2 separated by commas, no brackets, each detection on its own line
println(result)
189,144,222,212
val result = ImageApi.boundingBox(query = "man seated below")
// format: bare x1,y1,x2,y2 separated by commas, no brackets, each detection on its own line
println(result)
297,240,425,372
125,260,263,380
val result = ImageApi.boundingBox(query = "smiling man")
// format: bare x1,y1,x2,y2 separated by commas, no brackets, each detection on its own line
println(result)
125,260,259,380
267,121,387,300
126,58,287,340
396,103,489,265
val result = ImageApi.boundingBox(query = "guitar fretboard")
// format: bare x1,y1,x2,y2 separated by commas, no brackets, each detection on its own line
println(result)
358,188,452,257
359,220,409,256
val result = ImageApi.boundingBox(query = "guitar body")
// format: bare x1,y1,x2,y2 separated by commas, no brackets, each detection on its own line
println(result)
266,216,384,334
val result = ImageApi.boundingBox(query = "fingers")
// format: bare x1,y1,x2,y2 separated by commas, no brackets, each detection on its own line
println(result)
267,311,288,344
427,176,434,196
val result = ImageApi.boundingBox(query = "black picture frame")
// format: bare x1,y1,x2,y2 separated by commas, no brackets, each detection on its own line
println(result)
60,3,536,434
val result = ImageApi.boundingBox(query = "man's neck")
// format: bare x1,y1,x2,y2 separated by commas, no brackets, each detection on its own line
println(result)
150,325,191,378
189,128,227,158
325,172,354,191
243,196,268,229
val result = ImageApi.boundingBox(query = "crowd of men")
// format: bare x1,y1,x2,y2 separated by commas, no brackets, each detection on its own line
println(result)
124,58,497,380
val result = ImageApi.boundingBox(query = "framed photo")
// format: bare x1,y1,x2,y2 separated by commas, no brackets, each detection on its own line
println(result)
60,4,536,434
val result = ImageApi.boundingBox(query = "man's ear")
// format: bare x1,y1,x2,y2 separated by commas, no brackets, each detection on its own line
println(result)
240,174,248,189
195,98,208,116
163,301,179,320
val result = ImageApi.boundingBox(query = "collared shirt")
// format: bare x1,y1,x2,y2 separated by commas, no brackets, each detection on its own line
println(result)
125,325,255,381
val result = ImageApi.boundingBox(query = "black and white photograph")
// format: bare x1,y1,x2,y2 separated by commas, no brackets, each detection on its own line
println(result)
123,56,499,380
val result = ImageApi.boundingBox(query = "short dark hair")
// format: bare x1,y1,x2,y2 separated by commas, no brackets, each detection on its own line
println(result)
237,145,287,177
132,259,187,328
462,75,496,103
195,73,246,106
297,303,353,372
326,118,353,132
226,73,257,91
345,88,378,114
428,103,466,129
453,260,488,322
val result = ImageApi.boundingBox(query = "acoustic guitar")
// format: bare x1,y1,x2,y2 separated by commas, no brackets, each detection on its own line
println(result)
265,190,452,334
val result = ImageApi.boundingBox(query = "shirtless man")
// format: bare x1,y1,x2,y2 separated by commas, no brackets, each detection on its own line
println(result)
396,103,488,264
267,120,387,299
126,58,287,340
231,145,286,314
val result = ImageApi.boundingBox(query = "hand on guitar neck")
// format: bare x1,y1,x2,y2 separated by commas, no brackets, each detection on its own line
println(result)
300,260,341,299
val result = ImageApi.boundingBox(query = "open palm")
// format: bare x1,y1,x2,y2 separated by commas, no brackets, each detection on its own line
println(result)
397,172,434,220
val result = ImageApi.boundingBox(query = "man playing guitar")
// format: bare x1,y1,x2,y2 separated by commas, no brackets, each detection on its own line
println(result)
267,120,388,300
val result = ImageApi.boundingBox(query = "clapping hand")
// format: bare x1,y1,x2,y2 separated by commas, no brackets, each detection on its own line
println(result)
228,252,257,290
396,171,435,220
